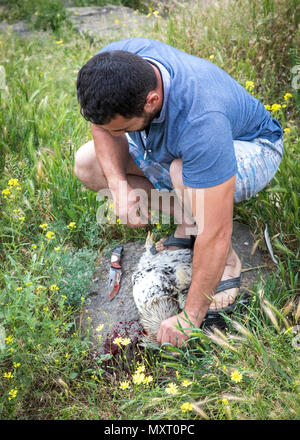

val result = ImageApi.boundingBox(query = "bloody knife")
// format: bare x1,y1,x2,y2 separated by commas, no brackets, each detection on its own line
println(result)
108,246,123,301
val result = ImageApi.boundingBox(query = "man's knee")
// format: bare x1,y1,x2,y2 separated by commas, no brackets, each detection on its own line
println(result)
74,141,96,180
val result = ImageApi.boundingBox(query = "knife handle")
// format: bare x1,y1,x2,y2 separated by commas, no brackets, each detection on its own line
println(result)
110,246,123,269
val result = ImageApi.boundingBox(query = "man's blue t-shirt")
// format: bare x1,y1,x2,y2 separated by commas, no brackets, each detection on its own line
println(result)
98,38,283,188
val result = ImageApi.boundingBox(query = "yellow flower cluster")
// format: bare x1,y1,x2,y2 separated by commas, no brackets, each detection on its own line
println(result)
245,81,254,92
113,336,131,347
45,231,55,240
8,387,18,400
5,335,14,344
1,178,22,199
181,402,193,413
3,372,14,379
284,93,292,101
119,364,153,390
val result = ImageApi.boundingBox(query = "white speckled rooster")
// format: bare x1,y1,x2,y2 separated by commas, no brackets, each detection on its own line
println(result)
132,232,193,345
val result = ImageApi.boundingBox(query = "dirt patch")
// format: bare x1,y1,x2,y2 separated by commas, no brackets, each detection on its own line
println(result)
80,221,267,356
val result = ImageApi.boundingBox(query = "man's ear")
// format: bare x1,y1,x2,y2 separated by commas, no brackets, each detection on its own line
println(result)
145,91,159,110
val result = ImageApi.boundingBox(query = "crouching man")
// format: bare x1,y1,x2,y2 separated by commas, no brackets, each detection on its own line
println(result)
75,38,283,346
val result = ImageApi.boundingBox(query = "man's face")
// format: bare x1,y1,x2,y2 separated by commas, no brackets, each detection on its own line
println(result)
99,107,160,137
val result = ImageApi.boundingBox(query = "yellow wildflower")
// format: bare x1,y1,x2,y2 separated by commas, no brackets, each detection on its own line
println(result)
165,382,178,395
45,231,55,240
264,104,271,110
284,128,290,134
222,398,229,405
18,216,25,222
136,365,146,373
56,13,60,18
181,402,193,413
132,372,145,385
67,221,76,230
8,388,18,400
121,338,131,346
182,379,193,387
3,372,14,379
245,81,254,91
39,223,49,230
1,188,11,198
32,244,37,249
120,381,130,390
153,10,159,16
8,178,20,187
50,284,59,291
271,103,282,112
5,335,14,344
25,281,32,286
284,93,292,101
143,375,153,385
113,337,122,348
230,370,243,383
54,246,61,251
55,40,63,45
13,362,21,368
65,353,70,359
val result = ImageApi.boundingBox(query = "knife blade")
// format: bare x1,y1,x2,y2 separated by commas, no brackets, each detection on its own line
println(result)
108,246,123,301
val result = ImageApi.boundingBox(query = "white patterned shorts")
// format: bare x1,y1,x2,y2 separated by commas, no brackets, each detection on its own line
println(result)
127,135,284,203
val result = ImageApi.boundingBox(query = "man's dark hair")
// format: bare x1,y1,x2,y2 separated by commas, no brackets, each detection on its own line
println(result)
76,50,158,125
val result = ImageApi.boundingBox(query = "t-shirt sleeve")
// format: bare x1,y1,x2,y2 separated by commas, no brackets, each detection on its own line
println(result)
177,111,237,188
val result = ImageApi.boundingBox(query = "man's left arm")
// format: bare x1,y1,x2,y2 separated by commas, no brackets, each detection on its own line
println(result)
156,174,236,346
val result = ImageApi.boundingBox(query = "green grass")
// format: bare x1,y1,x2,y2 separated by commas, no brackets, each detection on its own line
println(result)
0,0,299,420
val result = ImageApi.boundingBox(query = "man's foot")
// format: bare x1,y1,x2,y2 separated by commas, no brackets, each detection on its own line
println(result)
209,245,242,311
155,226,193,252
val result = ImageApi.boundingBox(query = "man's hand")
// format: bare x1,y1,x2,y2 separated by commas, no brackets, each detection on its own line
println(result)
111,182,150,228
156,308,208,347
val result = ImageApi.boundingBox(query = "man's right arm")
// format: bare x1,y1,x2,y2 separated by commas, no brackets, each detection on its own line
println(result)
91,123,129,191
91,123,149,227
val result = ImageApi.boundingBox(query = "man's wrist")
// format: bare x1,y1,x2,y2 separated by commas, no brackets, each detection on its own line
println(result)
107,176,127,191
183,304,209,326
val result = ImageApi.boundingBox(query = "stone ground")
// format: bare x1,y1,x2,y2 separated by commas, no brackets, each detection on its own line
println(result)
80,221,267,356
0,5,159,41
